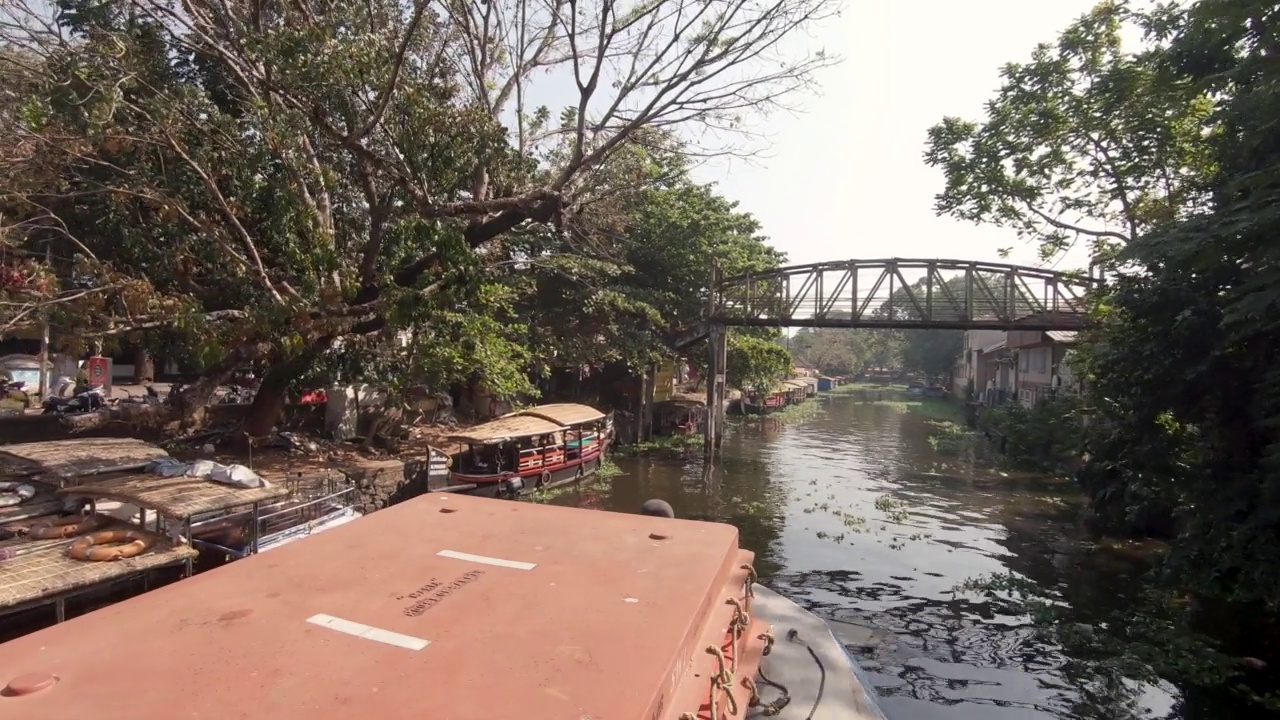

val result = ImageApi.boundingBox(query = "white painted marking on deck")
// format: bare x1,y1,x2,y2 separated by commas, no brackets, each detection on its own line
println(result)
437,549,537,571
306,614,430,651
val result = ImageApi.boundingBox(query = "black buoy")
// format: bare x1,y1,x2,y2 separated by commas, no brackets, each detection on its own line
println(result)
640,499,675,519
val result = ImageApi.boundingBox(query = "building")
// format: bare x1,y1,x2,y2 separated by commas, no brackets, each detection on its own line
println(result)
1006,330,1078,406
955,330,1007,399
791,363,817,378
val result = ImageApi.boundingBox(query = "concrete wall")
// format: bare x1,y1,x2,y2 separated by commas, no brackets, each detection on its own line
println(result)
338,457,447,515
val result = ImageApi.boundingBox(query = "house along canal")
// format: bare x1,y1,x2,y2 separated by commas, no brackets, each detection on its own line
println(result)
547,393,1208,720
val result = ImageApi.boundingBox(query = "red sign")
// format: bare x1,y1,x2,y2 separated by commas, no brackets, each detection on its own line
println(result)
85,356,111,389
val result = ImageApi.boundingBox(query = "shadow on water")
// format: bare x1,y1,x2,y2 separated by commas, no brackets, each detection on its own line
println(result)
553,395,1189,720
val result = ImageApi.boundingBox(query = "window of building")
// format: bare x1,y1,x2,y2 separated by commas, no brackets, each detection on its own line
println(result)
1035,347,1048,373
1018,351,1028,372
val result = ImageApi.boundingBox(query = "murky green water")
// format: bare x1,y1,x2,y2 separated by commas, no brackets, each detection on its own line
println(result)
555,395,1187,720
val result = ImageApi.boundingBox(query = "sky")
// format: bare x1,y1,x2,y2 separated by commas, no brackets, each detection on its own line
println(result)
692,1,1106,274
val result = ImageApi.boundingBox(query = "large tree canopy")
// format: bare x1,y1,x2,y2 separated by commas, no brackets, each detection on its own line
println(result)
924,0,1213,263
0,0,836,430
931,0,1280,709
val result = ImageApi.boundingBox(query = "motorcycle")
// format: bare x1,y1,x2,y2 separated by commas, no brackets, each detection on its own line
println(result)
2,379,30,412
42,385,107,415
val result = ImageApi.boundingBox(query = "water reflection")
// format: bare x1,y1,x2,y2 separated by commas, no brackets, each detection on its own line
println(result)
554,396,1183,719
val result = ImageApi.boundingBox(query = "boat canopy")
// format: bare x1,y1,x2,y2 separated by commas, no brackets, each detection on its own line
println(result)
0,438,170,480
448,414,567,445
514,403,605,426
58,473,288,520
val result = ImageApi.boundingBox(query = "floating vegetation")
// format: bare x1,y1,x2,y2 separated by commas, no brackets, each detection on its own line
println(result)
769,399,826,423
613,433,702,457
874,495,911,523
529,459,621,503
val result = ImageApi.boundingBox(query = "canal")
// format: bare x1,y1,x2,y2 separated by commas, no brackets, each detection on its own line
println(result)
554,394,1185,720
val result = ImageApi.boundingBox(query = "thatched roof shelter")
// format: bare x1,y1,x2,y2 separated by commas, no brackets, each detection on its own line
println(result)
58,473,288,520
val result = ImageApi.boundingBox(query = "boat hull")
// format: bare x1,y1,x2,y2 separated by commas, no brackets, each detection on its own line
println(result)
448,451,604,498
748,584,888,719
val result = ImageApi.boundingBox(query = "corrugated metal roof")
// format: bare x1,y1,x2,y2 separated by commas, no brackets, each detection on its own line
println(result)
1046,331,1078,343
977,340,1007,355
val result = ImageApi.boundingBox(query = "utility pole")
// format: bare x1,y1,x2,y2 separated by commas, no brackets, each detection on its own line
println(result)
37,243,50,401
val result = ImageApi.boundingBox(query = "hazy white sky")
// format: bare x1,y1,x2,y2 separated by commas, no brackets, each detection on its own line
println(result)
694,1,1104,273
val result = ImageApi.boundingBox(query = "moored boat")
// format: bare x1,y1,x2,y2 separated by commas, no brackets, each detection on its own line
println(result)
447,403,609,497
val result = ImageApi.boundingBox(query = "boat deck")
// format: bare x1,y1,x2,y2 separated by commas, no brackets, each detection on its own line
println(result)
0,517,197,615
0,493,753,719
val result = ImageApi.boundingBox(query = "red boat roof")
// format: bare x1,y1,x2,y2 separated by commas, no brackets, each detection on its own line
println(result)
0,493,748,719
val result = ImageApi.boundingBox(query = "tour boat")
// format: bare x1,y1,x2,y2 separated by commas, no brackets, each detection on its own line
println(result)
0,493,888,719
446,403,609,497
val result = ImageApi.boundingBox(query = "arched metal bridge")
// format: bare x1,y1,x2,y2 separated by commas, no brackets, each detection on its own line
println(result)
675,258,1099,348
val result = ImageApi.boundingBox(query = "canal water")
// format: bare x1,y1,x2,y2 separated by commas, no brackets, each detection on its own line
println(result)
554,394,1185,720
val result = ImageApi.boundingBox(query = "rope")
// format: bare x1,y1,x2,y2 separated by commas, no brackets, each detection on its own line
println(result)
725,597,750,673
745,666,792,716
786,629,826,720
758,630,775,657
740,563,757,609
706,644,739,717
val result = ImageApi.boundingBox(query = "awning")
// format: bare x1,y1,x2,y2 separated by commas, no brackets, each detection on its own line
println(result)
976,340,1007,355
1046,331,1078,343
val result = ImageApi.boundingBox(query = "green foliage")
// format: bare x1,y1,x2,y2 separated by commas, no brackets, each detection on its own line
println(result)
514,161,786,373
613,433,703,457
725,334,792,393
769,398,825,423
983,395,1085,472
0,0,831,420
934,0,1280,709
924,0,1215,262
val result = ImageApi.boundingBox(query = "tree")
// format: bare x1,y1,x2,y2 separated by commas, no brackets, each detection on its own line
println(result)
0,0,840,433
789,328,863,376
1077,0,1280,608
940,0,1280,709
924,0,1213,263
725,334,791,394
898,330,961,382
513,149,787,374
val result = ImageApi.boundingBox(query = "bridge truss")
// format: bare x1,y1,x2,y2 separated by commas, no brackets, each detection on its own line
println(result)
689,259,1100,452
713,258,1097,330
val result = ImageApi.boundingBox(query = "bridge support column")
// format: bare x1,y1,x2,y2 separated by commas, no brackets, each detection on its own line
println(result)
705,323,728,454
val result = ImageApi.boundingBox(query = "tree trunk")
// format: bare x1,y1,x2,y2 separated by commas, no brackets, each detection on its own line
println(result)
242,375,289,439
241,343,330,439
133,348,155,383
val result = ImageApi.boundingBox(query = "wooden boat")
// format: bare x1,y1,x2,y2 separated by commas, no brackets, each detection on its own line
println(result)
447,403,609,497
186,474,360,561
0,493,888,719
0,457,290,638
653,398,704,436
781,379,809,405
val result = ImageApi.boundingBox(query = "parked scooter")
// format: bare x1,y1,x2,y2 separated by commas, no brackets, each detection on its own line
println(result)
3,379,30,409
42,385,107,415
